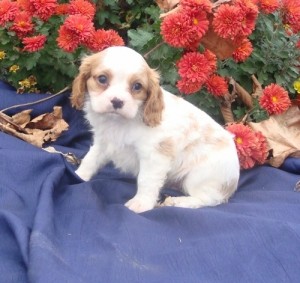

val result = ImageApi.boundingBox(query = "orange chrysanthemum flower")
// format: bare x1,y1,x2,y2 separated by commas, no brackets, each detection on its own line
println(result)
85,29,124,52
17,0,35,15
178,52,214,83
177,78,203,94
226,123,268,169
180,0,212,14
259,83,291,115
235,0,259,37
205,74,228,97
10,11,34,38
0,0,18,26
259,0,280,14
213,1,258,40
176,51,215,94
203,49,217,73
161,12,191,48
161,10,209,49
282,0,300,33
22,34,47,52
55,3,70,15
62,14,94,42
232,38,253,62
212,4,243,39
69,0,96,19
30,0,58,21
57,25,80,52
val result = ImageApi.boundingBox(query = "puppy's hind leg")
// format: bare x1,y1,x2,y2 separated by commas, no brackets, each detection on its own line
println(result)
161,167,238,209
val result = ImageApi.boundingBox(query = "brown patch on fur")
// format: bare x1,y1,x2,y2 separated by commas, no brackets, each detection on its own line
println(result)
143,68,164,127
213,137,231,149
184,140,200,153
158,138,175,157
70,53,104,109
128,73,148,101
203,124,232,149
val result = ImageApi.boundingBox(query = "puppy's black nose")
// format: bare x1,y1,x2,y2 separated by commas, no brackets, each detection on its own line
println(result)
111,97,124,109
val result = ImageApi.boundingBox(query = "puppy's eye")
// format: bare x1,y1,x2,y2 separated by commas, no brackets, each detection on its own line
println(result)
132,82,142,91
98,75,108,85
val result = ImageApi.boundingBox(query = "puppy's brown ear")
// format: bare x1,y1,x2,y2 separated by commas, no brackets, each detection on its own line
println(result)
143,68,164,127
70,55,95,109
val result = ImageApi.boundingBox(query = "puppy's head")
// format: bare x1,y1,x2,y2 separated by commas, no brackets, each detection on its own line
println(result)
71,46,164,127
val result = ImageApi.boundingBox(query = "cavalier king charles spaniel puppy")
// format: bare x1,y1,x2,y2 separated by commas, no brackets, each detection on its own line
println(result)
71,46,240,213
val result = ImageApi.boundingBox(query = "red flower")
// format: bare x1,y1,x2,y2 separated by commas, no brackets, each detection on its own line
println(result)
85,29,124,52
180,0,212,14
213,1,258,40
22,34,47,52
191,11,210,41
205,74,228,97
282,0,300,33
63,14,94,42
226,123,268,169
176,51,215,94
252,131,269,165
69,0,96,19
178,52,214,83
212,4,243,39
30,0,58,21
177,78,203,94
10,11,34,38
203,49,217,73
161,10,209,49
234,0,259,37
55,3,70,15
232,38,253,62
259,0,280,14
57,25,80,52
17,0,35,15
0,0,18,26
259,83,291,115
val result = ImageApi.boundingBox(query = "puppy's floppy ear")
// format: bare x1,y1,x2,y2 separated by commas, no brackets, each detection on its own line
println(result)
143,68,164,127
70,55,95,109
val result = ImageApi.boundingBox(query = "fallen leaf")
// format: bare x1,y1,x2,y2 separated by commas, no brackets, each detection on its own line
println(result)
27,106,64,130
201,16,237,60
155,0,179,11
0,107,69,147
11,109,32,128
249,106,300,167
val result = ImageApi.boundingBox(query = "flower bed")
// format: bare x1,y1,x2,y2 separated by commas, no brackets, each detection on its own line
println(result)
0,0,299,169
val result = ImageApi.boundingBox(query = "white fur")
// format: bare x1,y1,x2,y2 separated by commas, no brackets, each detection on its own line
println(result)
73,46,240,213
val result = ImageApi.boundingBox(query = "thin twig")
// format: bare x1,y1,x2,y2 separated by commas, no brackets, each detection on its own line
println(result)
212,0,232,9
144,42,164,59
0,112,29,133
0,86,70,113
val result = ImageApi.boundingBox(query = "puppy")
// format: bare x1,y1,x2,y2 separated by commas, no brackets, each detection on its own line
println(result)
71,46,240,213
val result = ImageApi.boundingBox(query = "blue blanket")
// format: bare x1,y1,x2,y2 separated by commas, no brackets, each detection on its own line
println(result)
1,81,300,283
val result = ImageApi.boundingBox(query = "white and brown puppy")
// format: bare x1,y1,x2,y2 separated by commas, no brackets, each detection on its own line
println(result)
71,46,240,213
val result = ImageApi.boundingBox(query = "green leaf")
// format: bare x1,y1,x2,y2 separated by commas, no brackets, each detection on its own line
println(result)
128,29,155,48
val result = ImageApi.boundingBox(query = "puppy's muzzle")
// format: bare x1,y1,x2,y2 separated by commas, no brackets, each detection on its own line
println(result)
111,97,124,109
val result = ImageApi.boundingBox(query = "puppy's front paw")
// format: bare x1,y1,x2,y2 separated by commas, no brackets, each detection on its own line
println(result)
75,168,92,182
125,196,156,213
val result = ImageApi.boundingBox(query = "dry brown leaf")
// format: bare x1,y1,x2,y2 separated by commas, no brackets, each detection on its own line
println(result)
201,17,237,60
27,106,64,130
155,0,179,11
11,109,32,128
249,106,300,167
0,107,69,147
